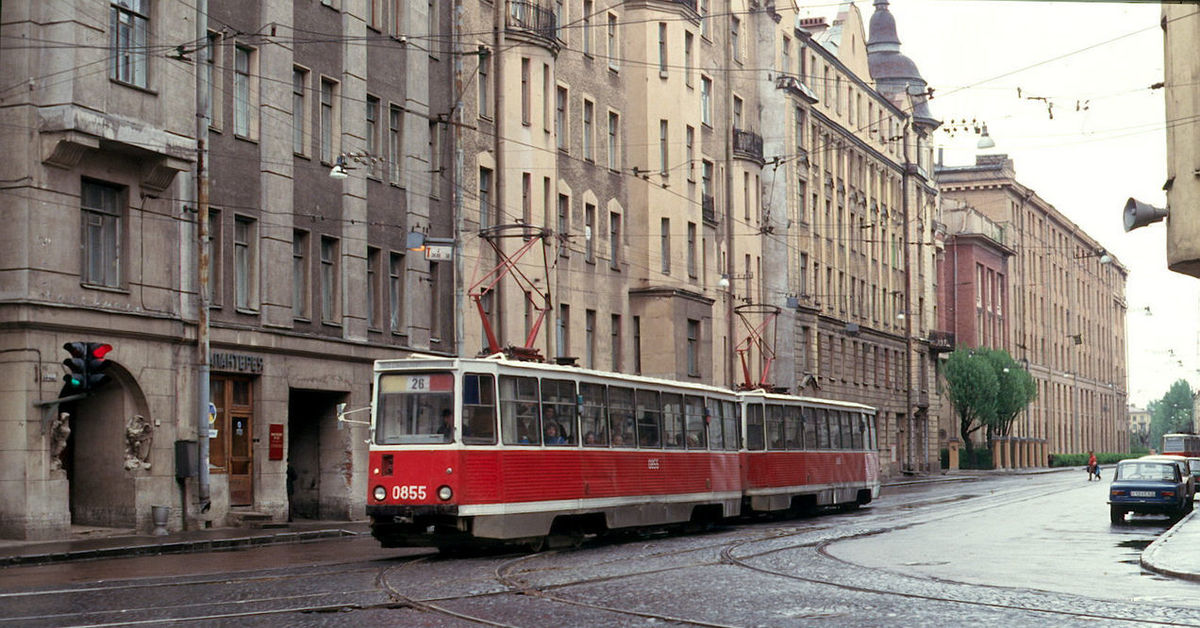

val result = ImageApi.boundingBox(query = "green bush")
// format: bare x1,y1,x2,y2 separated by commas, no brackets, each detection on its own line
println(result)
960,447,993,469
1048,453,1136,468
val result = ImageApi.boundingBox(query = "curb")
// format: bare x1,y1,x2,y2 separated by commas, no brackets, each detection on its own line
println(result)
0,528,361,568
1140,509,1200,581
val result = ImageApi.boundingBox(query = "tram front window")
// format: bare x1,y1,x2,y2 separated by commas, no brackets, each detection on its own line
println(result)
375,372,456,444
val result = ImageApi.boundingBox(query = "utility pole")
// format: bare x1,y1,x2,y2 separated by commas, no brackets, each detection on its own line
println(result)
195,0,211,508
723,0,735,388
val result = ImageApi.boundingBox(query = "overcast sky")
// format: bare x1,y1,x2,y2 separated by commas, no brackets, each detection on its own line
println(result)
806,0,1192,407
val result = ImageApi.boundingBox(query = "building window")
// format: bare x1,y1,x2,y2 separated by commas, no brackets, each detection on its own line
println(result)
684,31,694,86
606,13,619,71
611,314,622,372
293,68,308,155
794,106,805,153
731,17,741,63
429,263,442,341
558,304,570,357
293,230,310,319
366,95,380,177
207,209,221,304
543,64,552,131
428,121,441,197
700,76,712,126
389,105,403,184
660,217,671,274
81,180,123,288
658,23,668,75
633,316,642,374
555,86,568,151
557,194,570,258
233,46,257,138
582,0,593,55
733,95,743,129
521,57,531,125
585,309,596,368
234,216,257,310
659,119,669,175
205,32,223,130
389,252,405,333
607,111,620,171
699,0,709,38
522,172,532,223
781,35,791,74
110,0,148,87
320,236,340,322
478,55,491,118
369,0,384,31
609,211,621,269
799,252,808,295
479,167,493,228
687,319,700,376
367,247,381,329
320,78,339,163
686,126,695,181
391,0,404,35
583,99,594,160
701,160,713,201
687,222,697,278
585,203,596,263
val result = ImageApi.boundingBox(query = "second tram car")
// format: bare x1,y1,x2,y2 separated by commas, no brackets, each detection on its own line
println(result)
366,356,879,550
1161,433,1200,458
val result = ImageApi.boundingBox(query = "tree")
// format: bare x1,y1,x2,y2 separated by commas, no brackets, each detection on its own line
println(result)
943,349,998,451
1148,379,1194,450
983,348,1038,441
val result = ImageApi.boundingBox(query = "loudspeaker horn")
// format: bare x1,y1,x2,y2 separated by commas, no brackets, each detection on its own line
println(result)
1123,197,1168,232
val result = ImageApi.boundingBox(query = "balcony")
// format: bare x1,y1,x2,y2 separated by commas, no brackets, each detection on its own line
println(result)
927,330,955,353
506,1,558,47
667,0,698,10
732,128,764,164
701,194,716,225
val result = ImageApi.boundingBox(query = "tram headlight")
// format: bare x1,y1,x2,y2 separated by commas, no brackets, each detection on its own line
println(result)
373,485,387,502
437,485,453,501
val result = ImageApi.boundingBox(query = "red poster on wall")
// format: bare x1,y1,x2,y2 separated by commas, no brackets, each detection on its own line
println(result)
268,423,284,460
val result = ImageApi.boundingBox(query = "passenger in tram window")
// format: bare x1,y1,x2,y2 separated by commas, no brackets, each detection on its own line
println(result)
612,432,626,447
545,422,567,445
437,409,454,441
584,431,598,445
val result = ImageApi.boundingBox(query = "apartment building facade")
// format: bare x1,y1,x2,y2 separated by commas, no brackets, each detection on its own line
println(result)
937,155,1129,465
1,0,952,540
0,0,454,539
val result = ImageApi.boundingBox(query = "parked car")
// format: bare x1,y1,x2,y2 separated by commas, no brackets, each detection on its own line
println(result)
1187,457,1200,491
1140,454,1196,499
1109,459,1194,524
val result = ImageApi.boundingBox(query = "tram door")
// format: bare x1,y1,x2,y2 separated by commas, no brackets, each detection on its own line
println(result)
211,376,255,506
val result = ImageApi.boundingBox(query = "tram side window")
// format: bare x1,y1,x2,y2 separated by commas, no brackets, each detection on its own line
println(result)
636,390,662,447
705,398,723,450
685,396,706,449
608,386,635,447
852,413,864,449
830,411,845,449
541,378,577,446
662,393,684,448
785,405,803,449
580,382,608,446
840,411,853,450
722,400,740,450
867,413,878,449
766,404,785,450
815,408,829,449
500,375,541,445
801,407,816,450
462,373,497,444
746,403,765,450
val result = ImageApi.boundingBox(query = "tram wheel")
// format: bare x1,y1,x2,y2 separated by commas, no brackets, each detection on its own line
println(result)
527,536,549,552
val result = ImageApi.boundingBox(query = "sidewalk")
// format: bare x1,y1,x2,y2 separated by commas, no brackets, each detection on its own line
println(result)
0,519,370,568
1141,509,1200,581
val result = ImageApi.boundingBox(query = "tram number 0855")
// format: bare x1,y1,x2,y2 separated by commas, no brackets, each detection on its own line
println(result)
392,485,427,500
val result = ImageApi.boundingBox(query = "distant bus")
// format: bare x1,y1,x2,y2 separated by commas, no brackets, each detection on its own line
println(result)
1161,433,1200,457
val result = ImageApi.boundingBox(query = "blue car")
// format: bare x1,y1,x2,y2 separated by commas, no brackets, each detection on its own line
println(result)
1109,459,1194,524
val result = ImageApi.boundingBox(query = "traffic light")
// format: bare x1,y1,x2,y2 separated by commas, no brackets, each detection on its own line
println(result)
84,342,112,390
62,342,88,392
61,341,113,393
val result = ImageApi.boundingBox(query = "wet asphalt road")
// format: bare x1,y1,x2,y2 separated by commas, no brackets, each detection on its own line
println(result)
3,470,1199,627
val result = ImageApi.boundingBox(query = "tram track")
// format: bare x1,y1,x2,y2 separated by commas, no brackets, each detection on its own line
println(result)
6,474,1182,626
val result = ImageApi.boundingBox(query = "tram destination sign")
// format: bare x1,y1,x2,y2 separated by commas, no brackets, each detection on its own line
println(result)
210,352,264,374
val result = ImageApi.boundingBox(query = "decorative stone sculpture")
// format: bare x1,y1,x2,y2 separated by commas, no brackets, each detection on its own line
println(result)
124,414,153,470
50,412,70,473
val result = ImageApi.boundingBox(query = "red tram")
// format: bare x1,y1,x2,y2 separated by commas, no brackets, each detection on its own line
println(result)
1161,433,1200,457
366,355,879,550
